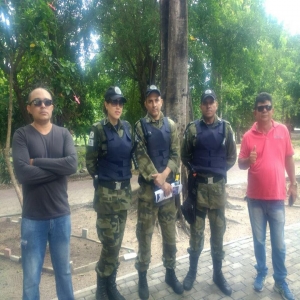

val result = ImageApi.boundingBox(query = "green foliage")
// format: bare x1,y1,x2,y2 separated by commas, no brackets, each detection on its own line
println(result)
1,0,300,145
0,150,11,184
92,0,160,109
187,0,300,135
76,146,86,171
0,72,9,146
0,0,99,143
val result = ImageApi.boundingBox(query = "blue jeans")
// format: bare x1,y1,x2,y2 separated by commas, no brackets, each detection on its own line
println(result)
247,198,287,282
21,215,74,300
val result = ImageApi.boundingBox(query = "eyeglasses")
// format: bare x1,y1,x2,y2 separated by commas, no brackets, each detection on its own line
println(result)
256,105,272,112
29,98,53,107
109,99,124,107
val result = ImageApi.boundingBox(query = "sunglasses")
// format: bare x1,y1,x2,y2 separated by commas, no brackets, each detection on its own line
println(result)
256,105,272,112
29,98,53,107
108,99,124,107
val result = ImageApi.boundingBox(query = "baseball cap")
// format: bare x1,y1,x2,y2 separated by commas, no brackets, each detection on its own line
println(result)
201,89,216,102
145,85,161,97
104,86,127,102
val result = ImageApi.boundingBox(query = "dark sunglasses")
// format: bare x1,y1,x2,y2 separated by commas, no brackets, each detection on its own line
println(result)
256,105,272,112
108,99,124,107
29,98,53,107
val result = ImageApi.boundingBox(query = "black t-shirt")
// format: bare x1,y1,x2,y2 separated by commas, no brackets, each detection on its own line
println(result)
12,124,77,219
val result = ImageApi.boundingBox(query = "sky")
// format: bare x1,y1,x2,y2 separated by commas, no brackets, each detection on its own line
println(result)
264,0,300,35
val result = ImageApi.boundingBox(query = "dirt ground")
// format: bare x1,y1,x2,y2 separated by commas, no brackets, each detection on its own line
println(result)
1,182,300,300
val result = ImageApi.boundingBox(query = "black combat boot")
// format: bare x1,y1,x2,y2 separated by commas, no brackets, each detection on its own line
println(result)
183,255,199,290
106,268,125,300
212,259,232,296
165,268,184,295
96,273,109,300
138,271,149,299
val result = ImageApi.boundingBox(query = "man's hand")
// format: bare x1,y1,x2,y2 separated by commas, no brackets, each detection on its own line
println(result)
288,183,298,206
152,173,167,188
249,145,257,165
161,182,172,197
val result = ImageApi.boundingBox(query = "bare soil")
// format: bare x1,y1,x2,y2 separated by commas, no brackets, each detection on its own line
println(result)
1,182,300,300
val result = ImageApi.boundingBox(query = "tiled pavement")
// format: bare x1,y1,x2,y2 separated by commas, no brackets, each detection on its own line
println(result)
72,223,300,300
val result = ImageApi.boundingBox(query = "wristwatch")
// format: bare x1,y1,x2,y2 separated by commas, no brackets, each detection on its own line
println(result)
290,182,298,187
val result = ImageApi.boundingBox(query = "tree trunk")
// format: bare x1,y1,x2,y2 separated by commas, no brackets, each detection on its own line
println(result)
160,0,188,225
5,67,23,207
161,0,188,133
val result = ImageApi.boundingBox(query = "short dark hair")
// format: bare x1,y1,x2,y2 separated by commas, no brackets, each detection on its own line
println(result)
27,86,53,103
254,92,272,109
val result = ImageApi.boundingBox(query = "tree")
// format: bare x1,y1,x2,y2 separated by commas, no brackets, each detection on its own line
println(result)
187,0,277,138
0,0,96,203
93,0,160,109
160,0,189,226
161,0,189,130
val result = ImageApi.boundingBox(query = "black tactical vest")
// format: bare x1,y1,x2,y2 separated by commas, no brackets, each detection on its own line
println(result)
142,117,171,174
98,121,132,181
191,120,226,177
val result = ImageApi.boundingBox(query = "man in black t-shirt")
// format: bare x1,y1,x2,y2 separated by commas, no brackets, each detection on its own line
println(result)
12,87,77,300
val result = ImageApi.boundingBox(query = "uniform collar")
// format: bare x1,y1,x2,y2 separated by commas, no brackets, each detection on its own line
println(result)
103,117,123,129
200,114,221,126
145,111,164,123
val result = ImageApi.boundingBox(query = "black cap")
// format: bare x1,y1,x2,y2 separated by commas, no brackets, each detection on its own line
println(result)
201,89,216,102
145,85,161,97
104,86,126,102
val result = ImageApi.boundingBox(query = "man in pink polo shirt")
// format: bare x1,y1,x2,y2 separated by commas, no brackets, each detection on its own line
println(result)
238,92,298,300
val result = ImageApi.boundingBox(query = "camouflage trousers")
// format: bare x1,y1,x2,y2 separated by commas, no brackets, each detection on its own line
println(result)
135,183,177,272
95,210,127,277
189,181,226,261
189,207,226,261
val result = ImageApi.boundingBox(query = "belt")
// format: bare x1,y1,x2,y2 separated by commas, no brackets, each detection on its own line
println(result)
98,180,130,190
196,175,223,184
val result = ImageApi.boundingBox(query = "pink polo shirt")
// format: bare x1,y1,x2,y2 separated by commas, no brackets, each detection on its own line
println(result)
239,121,294,200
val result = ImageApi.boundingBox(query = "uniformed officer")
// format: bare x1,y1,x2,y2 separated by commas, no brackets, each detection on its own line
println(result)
181,89,237,296
134,85,183,299
86,86,133,300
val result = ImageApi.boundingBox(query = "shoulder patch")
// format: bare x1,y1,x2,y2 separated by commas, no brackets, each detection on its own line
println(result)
185,121,195,130
183,121,196,137
88,138,94,146
166,117,172,123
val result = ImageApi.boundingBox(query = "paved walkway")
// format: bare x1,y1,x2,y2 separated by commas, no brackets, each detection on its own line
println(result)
72,223,300,300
